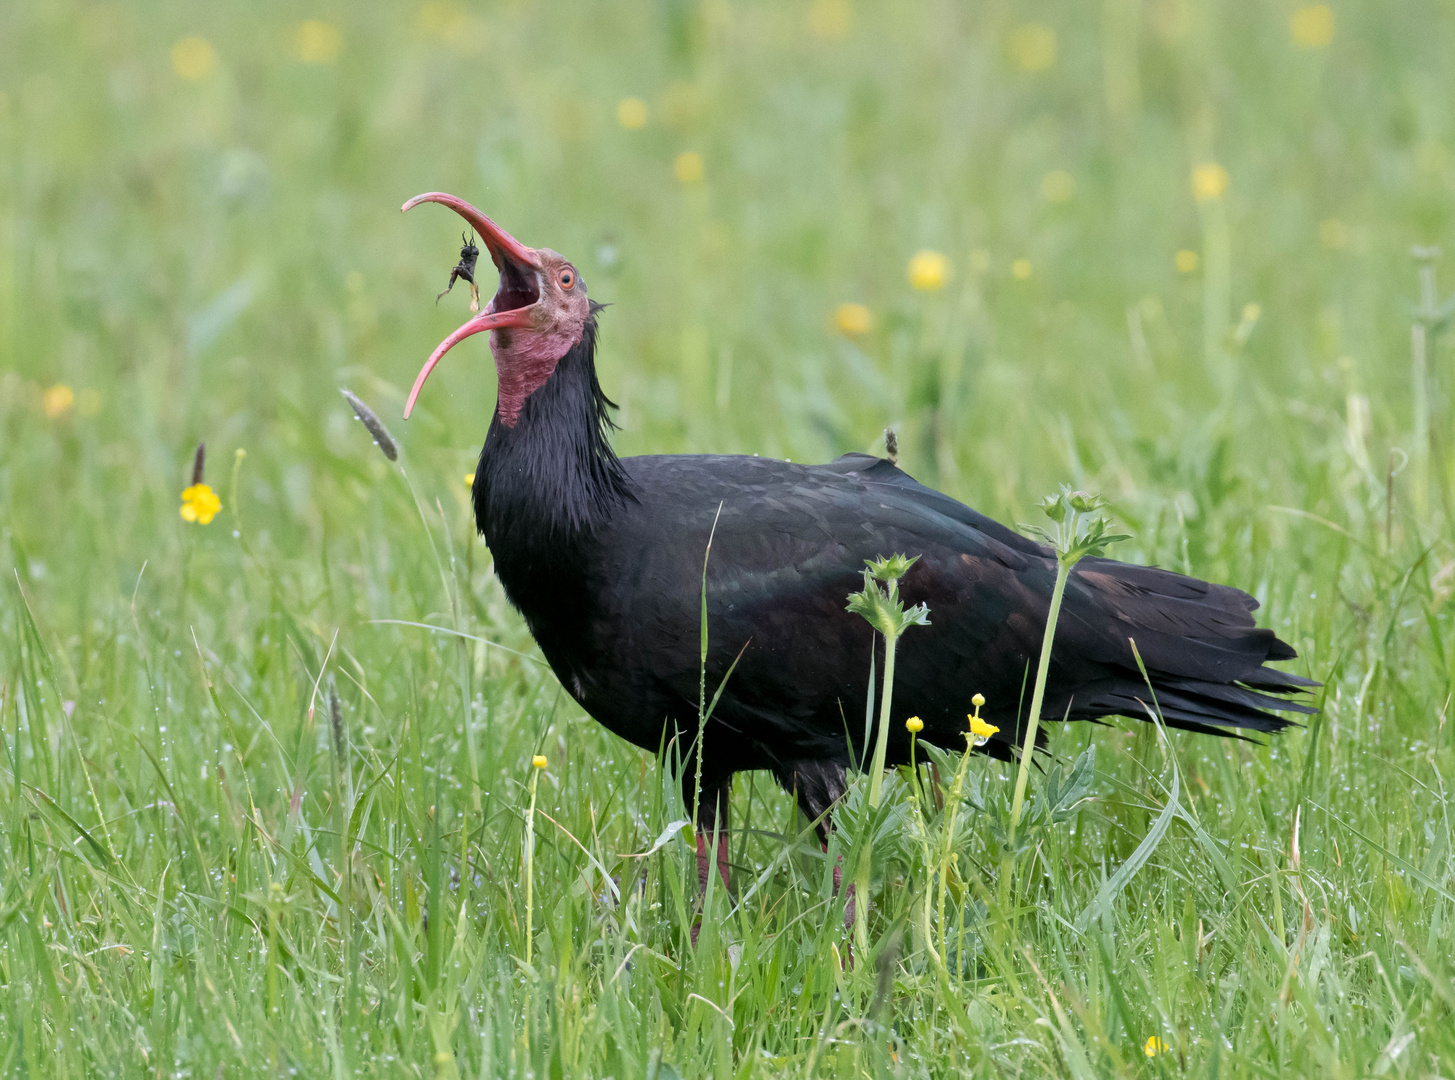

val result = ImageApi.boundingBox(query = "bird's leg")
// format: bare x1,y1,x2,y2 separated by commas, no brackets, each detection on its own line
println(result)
692,772,732,893
823,841,856,933
821,820,855,968
696,830,731,893
793,766,856,941
689,773,733,948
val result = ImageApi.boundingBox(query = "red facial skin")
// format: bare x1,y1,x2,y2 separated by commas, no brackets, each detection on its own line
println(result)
401,193,591,425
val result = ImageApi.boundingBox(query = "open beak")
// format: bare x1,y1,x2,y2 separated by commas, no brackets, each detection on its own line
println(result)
401,192,544,418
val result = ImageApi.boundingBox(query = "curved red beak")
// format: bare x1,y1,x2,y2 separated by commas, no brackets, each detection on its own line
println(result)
401,192,543,418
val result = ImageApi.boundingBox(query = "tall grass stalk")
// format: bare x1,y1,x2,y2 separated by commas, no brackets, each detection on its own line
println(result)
934,732,975,966
692,504,724,854
690,502,747,911
1409,247,1449,516
905,723,941,968
523,756,545,968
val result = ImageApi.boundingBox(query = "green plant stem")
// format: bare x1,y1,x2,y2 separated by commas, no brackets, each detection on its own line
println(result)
906,733,941,970
936,738,973,967
1008,560,1072,847
867,631,899,809
524,768,539,968
855,627,899,955
853,843,871,957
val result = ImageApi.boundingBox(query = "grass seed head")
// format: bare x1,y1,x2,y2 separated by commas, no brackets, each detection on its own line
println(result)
341,388,399,461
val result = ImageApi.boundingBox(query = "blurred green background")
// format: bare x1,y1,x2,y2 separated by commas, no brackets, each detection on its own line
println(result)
7,0,1453,569
4,1,1455,1076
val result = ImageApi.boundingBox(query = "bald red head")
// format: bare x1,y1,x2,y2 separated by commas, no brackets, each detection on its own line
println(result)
401,193,590,425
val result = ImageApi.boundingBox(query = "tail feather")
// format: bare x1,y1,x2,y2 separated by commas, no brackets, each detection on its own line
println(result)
1080,680,1304,735
1239,665,1318,691
1058,558,1318,738
1156,674,1318,718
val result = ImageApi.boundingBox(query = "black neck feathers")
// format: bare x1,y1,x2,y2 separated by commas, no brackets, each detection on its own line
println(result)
471,311,634,605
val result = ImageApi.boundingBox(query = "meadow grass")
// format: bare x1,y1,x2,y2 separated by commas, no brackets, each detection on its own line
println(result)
3,0,1455,1075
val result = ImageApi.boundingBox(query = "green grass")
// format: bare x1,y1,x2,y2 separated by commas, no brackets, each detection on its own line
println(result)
4,0,1455,1075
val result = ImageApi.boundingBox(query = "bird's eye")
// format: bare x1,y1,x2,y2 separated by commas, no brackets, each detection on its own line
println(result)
559,269,575,289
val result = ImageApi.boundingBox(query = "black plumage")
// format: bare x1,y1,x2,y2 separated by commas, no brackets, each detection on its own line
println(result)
473,312,1314,836
401,191,1316,862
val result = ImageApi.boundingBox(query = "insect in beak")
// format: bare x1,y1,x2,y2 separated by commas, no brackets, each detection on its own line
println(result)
436,230,483,313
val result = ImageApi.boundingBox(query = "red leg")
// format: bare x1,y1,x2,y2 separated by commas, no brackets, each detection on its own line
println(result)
824,843,856,933
696,831,732,892
691,829,731,948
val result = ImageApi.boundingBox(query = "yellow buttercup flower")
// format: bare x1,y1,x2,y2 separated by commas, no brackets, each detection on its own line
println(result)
807,0,853,40
532,754,548,770
180,483,222,525
464,473,475,486
1041,170,1075,203
1191,162,1228,202
1290,5,1333,49
907,250,950,291
418,2,488,55
905,716,923,733
674,151,704,184
617,97,648,130
43,384,75,418
1175,249,1200,273
172,35,217,80
1008,23,1056,72
1319,219,1347,250
1144,1036,1169,1057
967,693,997,746
833,303,873,336
1011,258,1034,280
295,20,342,64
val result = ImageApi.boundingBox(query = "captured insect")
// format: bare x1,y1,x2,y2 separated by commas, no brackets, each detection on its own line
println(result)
436,231,482,312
